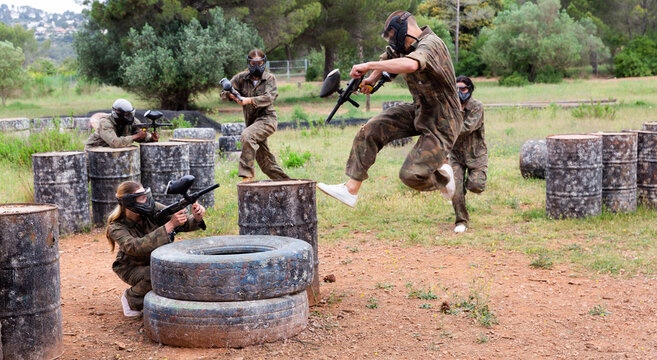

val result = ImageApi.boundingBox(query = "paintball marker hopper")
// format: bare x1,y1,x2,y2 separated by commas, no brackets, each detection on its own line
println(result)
165,175,195,198
133,110,173,132
221,78,243,101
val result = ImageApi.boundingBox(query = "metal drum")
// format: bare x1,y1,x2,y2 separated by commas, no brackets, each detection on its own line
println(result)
382,101,412,147
634,130,657,208
596,132,637,213
221,122,246,136
173,127,216,140
546,134,602,219
519,139,547,179
170,139,216,208
237,179,319,305
87,146,141,226
32,151,91,235
0,118,30,138
140,142,190,205
0,204,63,360
218,135,241,152
643,122,657,131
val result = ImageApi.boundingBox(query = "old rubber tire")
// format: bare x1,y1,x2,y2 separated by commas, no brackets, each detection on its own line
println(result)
143,290,308,348
150,235,314,301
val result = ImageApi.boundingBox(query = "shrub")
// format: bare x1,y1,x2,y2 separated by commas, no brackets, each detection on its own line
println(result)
534,66,564,84
498,72,529,87
280,145,312,168
614,50,652,78
0,124,84,167
170,114,192,129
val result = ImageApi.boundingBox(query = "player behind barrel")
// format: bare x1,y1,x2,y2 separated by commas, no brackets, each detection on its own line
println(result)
220,49,290,182
317,10,462,208
106,181,206,317
449,76,487,233
84,99,158,149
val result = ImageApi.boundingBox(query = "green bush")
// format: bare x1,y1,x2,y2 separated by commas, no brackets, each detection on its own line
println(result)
498,72,529,87
0,124,85,167
613,36,657,78
170,114,192,129
305,49,324,81
280,145,312,168
534,66,564,84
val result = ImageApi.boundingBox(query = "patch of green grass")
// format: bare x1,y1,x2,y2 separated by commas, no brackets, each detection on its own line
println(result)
280,145,312,168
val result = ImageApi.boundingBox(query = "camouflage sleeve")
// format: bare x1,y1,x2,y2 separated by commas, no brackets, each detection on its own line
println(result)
404,43,430,71
98,119,134,148
251,75,277,108
460,101,484,135
108,222,170,257
181,214,202,232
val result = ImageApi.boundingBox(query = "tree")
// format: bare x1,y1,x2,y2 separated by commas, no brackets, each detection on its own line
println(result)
614,35,657,77
121,8,262,109
480,0,607,82
0,23,47,64
0,41,28,106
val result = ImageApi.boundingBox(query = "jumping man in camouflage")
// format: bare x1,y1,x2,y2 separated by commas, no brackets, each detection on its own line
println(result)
221,49,290,181
84,98,158,149
450,76,487,233
318,11,462,208
106,181,206,317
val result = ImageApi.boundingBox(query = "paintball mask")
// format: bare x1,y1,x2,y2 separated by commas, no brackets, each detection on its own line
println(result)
247,55,267,78
456,80,474,104
382,12,418,55
111,98,136,125
118,187,156,217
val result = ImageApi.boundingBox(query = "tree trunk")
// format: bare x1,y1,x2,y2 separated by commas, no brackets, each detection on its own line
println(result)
160,91,192,110
323,46,336,80
1,95,5,107
285,45,293,62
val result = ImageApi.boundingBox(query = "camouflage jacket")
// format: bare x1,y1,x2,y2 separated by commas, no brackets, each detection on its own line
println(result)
381,26,462,149
84,113,151,148
451,97,487,163
220,70,278,126
109,202,201,275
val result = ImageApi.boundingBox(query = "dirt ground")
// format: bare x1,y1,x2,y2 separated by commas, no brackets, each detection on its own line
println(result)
58,227,657,360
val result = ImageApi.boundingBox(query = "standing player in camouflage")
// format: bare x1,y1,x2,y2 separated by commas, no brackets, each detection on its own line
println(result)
106,181,206,317
318,11,462,208
221,49,290,181
450,76,487,233
84,98,158,149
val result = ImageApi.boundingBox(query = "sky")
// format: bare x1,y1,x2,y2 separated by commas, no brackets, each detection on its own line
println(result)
1,0,86,14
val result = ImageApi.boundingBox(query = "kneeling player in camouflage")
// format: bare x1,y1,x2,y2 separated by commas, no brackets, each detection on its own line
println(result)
85,98,158,149
221,49,290,181
450,76,487,233
318,11,462,208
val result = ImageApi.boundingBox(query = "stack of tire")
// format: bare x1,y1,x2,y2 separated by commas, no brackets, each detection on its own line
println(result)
218,122,246,160
381,101,413,147
144,235,314,348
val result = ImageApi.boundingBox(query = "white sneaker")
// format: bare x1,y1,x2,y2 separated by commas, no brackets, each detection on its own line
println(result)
317,183,358,207
438,164,455,200
454,224,467,233
121,290,141,318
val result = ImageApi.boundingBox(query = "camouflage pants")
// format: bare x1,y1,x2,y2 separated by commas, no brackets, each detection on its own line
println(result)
239,118,290,180
449,155,487,226
345,103,451,191
116,265,151,311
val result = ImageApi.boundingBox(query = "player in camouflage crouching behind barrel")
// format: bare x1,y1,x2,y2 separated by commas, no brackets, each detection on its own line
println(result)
220,49,290,181
85,98,158,149
450,76,487,233
318,10,462,208
106,181,206,317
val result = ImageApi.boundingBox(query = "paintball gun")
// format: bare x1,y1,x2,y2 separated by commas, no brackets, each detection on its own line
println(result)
153,175,220,240
319,69,396,124
133,110,173,132
220,78,244,102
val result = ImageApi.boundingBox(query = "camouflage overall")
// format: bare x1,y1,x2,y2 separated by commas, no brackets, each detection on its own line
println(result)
221,70,290,180
84,113,151,149
449,97,487,226
345,26,462,191
108,203,201,310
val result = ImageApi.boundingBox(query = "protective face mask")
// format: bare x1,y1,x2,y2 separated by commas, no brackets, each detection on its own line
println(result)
458,91,471,104
248,64,266,78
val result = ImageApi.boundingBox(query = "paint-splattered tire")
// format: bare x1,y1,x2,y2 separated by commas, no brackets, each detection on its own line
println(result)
150,235,314,301
143,290,308,348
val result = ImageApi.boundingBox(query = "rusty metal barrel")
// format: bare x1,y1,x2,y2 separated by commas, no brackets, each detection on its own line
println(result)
32,151,91,235
87,147,141,226
546,134,602,219
643,122,657,131
595,132,637,213
173,127,216,140
633,130,657,208
519,139,547,179
382,101,412,147
0,117,30,138
170,139,216,208
0,204,63,360
140,142,190,204
237,179,319,305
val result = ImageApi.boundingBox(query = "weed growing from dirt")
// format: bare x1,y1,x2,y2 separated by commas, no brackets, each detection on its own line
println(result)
406,283,439,300
476,333,490,343
374,282,394,289
448,275,498,327
366,298,379,309
589,304,609,317
530,252,554,269
420,303,433,309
